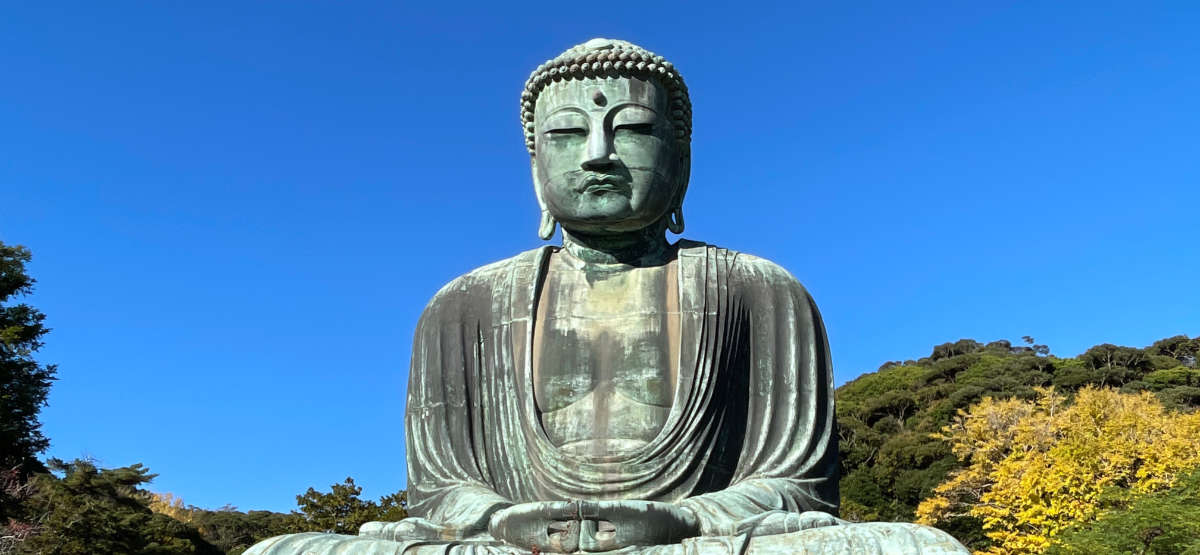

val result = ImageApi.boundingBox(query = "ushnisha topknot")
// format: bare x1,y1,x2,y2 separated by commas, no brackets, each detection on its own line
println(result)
521,38,692,155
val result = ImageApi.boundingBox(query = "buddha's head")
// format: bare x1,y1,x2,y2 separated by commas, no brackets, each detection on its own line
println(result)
522,39,692,240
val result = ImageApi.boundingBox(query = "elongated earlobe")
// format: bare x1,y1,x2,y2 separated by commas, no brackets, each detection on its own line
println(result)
667,151,690,235
666,207,685,234
538,210,557,240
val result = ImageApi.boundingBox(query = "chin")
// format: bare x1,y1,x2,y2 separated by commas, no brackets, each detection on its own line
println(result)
562,220,659,236
559,205,633,225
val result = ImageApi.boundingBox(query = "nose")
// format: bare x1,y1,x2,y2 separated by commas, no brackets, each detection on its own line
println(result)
581,125,615,170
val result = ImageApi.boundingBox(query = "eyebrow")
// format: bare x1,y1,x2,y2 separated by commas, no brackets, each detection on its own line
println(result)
544,105,589,118
610,102,658,115
542,101,659,121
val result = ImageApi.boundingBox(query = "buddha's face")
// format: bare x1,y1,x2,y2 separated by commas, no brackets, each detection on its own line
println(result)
533,77,686,235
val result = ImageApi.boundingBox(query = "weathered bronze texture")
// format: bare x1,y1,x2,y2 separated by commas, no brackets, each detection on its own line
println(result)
246,38,969,555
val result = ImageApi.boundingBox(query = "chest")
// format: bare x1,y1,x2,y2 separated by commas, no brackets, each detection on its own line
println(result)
531,256,680,411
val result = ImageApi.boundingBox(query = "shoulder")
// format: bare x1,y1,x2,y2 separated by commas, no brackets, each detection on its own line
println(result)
684,242,828,339
679,239,812,299
421,246,547,315
733,252,817,312
732,252,807,291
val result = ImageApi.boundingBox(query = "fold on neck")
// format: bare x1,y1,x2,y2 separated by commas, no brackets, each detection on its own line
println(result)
561,219,673,267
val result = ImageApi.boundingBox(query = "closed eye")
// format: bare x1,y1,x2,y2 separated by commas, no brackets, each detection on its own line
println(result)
545,127,586,136
615,123,654,135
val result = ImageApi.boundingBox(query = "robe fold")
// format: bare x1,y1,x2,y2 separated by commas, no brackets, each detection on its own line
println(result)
406,240,839,536
245,241,970,555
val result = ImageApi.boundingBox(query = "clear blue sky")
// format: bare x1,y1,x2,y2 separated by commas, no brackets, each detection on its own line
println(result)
2,2,1197,514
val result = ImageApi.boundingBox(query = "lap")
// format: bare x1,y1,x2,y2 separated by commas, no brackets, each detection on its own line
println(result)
745,522,968,555
244,520,967,555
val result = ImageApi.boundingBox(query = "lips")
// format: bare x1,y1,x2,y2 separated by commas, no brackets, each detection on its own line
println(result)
578,174,630,194
584,182,624,193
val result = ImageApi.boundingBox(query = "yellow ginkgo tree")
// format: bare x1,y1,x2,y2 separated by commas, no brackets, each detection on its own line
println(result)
916,386,1200,554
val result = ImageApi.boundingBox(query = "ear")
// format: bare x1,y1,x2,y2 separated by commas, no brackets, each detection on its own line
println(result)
531,156,548,211
671,148,691,210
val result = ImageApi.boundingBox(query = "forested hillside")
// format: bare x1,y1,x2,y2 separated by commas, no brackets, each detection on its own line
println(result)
836,335,1200,550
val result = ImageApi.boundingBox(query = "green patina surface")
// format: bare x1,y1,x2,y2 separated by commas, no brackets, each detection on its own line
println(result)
246,38,968,555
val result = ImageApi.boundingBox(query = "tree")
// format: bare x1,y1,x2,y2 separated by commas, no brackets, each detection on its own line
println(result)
0,242,58,552
147,493,305,554
0,243,57,522
836,343,1055,534
1077,343,1153,386
1047,467,1200,555
1146,335,1200,362
929,339,983,361
144,481,408,552
916,387,1200,554
837,334,1200,548
295,477,408,535
17,459,219,554
1022,336,1051,356
188,509,302,554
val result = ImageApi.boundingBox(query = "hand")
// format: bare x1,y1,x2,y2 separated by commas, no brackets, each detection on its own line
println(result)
736,510,846,536
577,500,700,552
489,501,579,553
488,500,700,553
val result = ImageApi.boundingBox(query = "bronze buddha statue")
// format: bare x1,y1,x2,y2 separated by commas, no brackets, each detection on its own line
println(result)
247,38,968,555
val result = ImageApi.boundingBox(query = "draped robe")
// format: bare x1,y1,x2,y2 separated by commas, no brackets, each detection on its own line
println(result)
407,241,838,535
246,241,968,554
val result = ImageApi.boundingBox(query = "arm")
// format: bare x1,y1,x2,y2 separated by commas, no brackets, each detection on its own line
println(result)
679,477,837,536
403,285,514,536
678,259,839,536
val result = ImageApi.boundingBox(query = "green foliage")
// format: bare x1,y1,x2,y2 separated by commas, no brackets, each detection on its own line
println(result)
146,478,410,553
8,457,371,554
836,334,1200,551
1147,335,1200,361
1144,367,1200,386
0,242,57,520
185,508,304,554
1047,467,1200,555
17,459,219,554
295,477,408,535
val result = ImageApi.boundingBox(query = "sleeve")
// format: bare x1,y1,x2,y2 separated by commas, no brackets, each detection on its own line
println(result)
404,283,514,533
678,260,839,536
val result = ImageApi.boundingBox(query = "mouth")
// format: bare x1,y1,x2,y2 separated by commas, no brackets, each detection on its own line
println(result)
579,175,630,195
584,182,624,194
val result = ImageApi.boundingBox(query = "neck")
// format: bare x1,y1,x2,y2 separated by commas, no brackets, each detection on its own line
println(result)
561,221,672,266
